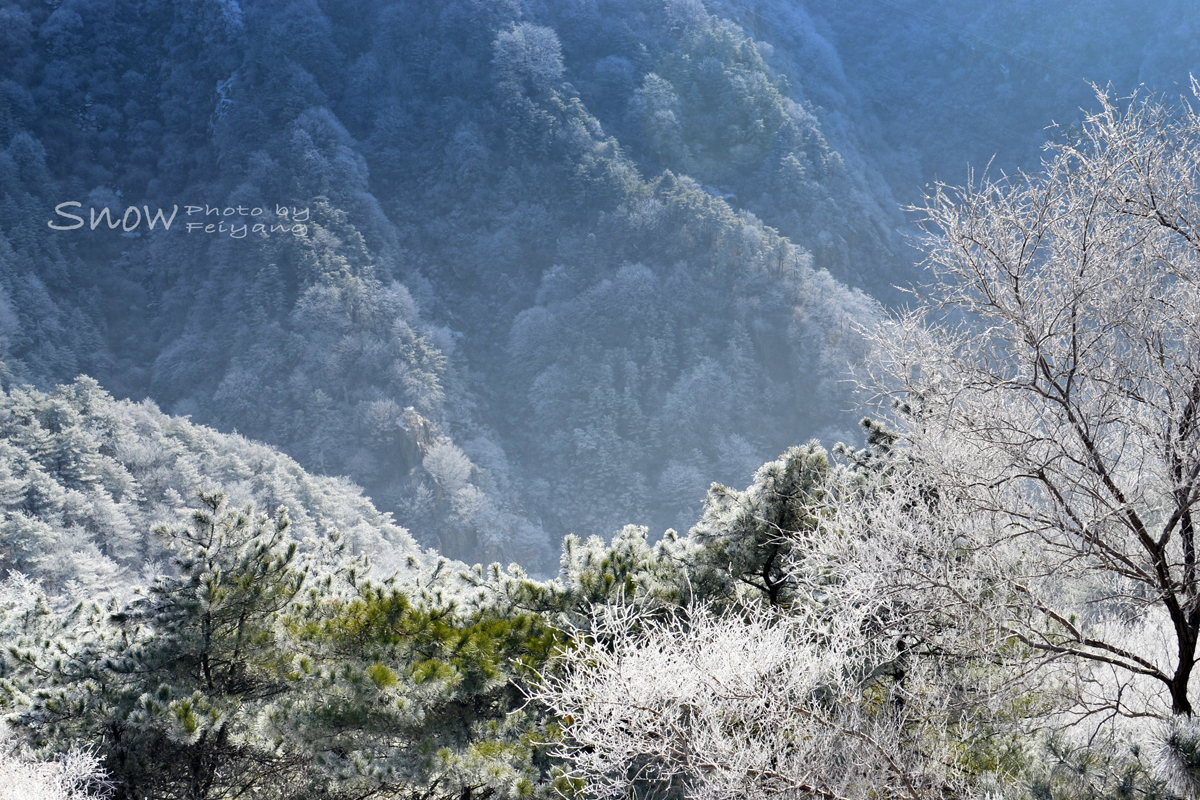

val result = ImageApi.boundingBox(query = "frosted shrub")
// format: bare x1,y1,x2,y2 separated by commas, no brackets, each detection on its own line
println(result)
535,601,953,800
0,726,110,800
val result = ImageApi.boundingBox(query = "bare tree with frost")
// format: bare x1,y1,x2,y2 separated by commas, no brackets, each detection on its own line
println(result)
869,83,1200,721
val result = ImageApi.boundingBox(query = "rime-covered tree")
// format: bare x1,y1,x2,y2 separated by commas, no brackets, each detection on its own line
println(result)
5,493,322,800
686,440,832,607
872,86,1200,719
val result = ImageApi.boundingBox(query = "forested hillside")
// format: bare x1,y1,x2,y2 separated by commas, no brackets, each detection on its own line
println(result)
5,1,1200,797
0,0,905,567
0,377,422,600
6,0,1194,567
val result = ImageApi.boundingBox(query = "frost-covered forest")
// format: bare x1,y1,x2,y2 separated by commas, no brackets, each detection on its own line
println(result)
3,0,1200,798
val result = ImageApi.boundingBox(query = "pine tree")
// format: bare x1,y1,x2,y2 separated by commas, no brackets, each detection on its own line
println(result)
5,493,323,800
686,441,832,607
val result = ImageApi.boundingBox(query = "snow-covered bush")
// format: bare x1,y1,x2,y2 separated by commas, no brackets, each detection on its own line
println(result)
0,725,110,800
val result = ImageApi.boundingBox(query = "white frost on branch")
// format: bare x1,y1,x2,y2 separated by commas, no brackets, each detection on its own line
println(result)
534,599,963,800
864,82,1200,726
0,724,111,800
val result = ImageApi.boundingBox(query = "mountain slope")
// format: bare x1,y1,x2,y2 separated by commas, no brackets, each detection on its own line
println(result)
0,376,422,600
0,0,893,564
